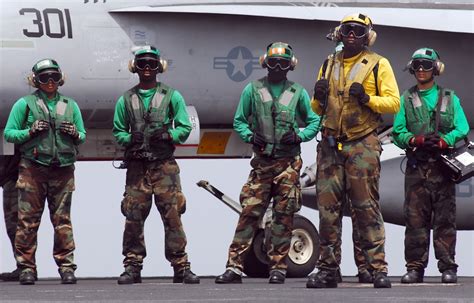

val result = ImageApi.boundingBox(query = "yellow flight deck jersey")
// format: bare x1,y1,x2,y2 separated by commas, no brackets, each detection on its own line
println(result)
311,50,400,141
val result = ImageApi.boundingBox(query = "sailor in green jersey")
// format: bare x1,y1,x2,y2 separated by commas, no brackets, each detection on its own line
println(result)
113,45,199,285
392,48,469,284
4,58,86,285
215,42,319,285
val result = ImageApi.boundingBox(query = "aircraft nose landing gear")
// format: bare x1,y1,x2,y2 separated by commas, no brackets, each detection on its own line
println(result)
197,180,319,278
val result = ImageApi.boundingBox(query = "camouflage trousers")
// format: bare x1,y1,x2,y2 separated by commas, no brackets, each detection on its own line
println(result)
404,161,457,273
316,132,388,273
121,158,188,271
2,178,18,259
15,159,76,274
226,155,302,273
334,199,368,274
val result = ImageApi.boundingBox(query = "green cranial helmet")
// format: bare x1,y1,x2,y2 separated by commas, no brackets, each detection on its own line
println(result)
411,48,440,61
134,45,160,57
266,42,293,59
32,58,60,74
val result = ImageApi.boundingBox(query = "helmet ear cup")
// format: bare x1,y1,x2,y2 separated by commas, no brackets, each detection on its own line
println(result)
259,54,267,68
128,59,136,73
367,29,377,46
159,59,168,73
290,56,298,70
434,60,444,75
59,72,65,86
27,74,38,87
406,60,415,74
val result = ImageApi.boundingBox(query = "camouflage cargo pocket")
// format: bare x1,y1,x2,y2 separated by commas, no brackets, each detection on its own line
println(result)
275,185,301,215
121,192,148,221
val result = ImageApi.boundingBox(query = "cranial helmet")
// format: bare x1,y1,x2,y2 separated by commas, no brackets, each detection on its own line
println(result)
28,58,65,87
259,42,298,70
407,47,444,75
337,13,377,46
128,45,168,74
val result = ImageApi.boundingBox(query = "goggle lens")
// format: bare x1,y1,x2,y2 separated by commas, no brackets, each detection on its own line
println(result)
412,59,434,71
266,57,291,70
37,72,62,84
136,58,159,70
340,23,368,38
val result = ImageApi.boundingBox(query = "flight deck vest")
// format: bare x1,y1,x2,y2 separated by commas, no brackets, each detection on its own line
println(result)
20,91,78,167
323,50,382,141
251,78,302,158
403,86,455,136
123,83,175,161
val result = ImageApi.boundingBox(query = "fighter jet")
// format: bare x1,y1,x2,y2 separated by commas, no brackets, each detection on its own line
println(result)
0,0,472,278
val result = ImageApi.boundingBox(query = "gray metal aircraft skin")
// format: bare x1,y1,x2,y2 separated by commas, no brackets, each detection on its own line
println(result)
0,0,472,230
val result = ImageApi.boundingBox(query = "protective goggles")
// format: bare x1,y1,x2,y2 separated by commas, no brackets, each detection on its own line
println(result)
135,57,160,70
411,59,434,71
266,57,291,70
37,71,62,84
339,23,368,38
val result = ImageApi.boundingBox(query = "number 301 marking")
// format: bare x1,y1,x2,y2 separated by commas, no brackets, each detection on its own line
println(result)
20,8,73,39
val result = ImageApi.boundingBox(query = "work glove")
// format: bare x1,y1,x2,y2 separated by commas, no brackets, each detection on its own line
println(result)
131,131,144,144
59,121,79,139
281,130,302,145
29,120,49,137
150,129,172,142
313,79,329,108
409,135,426,148
251,132,266,150
424,133,449,150
349,82,370,105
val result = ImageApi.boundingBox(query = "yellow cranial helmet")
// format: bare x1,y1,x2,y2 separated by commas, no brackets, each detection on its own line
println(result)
340,13,372,26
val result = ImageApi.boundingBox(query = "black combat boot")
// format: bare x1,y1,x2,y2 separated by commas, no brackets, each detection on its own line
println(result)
357,269,374,283
117,266,142,285
268,270,285,284
401,269,424,283
441,269,457,283
215,269,242,284
336,268,343,283
19,270,36,285
60,270,77,285
373,272,391,288
306,270,338,288
0,268,21,281
173,263,200,284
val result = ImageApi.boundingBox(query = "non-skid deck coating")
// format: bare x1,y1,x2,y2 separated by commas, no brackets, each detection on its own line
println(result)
1,276,473,303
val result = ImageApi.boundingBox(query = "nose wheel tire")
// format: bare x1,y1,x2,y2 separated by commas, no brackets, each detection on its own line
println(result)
242,215,319,278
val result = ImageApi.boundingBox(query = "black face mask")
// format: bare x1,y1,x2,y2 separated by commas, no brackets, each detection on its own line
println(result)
267,68,288,83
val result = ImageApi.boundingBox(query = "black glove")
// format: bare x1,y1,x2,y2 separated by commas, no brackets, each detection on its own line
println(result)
281,130,302,145
131,131,144,144
349,82,370,105
29,120,49,137
423,133,448,150
313,79,329,108
150,129,172,142
59,121,79,139
251,132,266,150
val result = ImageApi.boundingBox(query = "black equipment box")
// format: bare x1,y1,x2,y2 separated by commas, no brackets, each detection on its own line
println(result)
440,141,474,184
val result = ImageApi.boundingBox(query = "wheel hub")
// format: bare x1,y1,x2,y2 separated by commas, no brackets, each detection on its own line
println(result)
288,228,313,265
